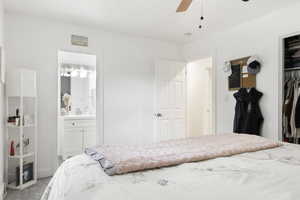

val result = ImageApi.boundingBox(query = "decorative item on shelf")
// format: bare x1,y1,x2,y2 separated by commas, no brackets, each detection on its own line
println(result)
23,115,34,126
10,141,15,156
16,138,30,155
16,162,34,186
62,93,72,114
61,108,67,116
7,108,21,126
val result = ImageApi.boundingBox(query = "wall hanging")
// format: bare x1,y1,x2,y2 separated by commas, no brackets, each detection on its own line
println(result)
226,56,261,91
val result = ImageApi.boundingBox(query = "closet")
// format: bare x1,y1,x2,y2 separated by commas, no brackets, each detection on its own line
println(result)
282,34,300,144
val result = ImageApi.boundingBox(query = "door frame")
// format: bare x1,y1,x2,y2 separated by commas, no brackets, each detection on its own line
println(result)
186,57,216,137
154,56,217,142
154,59,188,142
277,31,300,142
56,50,104,164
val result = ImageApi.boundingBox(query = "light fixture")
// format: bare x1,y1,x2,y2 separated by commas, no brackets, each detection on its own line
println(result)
71,70,79,77
80,68,88,78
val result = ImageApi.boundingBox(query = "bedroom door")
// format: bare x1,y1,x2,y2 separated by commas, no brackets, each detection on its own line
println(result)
155,60,187,142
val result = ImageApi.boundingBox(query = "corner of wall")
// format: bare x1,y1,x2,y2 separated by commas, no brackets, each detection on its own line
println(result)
0,182,4,200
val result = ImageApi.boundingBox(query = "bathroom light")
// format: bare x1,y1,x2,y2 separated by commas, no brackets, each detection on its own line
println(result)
80,69,88,78
71,70,79,77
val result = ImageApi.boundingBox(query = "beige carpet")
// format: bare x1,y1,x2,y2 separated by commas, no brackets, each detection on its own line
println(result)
5,178,51,200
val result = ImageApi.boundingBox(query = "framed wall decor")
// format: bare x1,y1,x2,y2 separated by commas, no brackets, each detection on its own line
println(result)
228,56,256,91
228,64,241,91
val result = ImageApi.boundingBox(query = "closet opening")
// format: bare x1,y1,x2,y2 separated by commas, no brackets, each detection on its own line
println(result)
186,57,214,137
282,34,300,144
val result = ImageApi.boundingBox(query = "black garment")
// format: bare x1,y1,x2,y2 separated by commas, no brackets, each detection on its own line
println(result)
295,96,300,128
233,88,264,135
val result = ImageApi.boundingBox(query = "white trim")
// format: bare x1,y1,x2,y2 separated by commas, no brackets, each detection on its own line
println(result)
185,56,217,136
0,182,5,200
278,31,300,142
153,61,158,143
37,168,53,179
211,50,217,134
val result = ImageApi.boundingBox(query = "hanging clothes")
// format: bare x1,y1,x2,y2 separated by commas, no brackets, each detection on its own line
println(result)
282,74,300,142
283,80,294,137
290,81,300,138
295,94,300,128
233,88,264,135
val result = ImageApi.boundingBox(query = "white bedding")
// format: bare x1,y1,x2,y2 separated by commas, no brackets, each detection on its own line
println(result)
42,143,300,200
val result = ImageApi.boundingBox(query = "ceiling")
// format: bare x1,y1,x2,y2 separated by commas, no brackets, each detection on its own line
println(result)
4,0,299,44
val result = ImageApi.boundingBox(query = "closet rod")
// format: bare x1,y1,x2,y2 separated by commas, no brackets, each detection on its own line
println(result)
285,67,300,71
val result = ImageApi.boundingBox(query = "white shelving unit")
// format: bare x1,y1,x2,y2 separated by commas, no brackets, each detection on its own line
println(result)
5,68,37,190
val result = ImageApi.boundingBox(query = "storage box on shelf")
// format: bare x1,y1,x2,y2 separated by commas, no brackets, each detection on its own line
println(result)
5,68,37,190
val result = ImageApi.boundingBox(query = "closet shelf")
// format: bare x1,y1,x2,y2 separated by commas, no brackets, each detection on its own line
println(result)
284,67,300,71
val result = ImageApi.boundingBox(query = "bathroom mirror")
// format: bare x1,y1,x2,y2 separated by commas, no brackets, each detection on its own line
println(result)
58,51,96,116
57,51,97,162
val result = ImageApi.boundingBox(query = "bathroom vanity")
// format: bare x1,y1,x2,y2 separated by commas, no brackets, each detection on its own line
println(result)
58,115,96,160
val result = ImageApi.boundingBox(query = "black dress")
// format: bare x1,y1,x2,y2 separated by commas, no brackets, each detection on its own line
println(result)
233,88,264,135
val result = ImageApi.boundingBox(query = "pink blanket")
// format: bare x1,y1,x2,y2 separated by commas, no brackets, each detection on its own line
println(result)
85,134,281,175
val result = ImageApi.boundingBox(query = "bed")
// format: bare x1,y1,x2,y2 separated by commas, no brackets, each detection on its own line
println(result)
41,134,300,200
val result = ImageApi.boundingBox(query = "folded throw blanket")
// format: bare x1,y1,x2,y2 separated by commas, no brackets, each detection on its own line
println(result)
85,134,281,176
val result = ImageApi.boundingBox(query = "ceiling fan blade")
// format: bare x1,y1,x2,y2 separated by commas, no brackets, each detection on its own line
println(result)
176,0,193,12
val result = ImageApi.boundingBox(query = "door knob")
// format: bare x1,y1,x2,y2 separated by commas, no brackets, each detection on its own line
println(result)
155,113,162,117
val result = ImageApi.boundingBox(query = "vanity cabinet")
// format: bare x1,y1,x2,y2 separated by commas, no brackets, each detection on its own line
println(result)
59,116,96,160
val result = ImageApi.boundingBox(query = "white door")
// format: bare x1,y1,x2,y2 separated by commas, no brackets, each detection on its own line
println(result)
155,60,187,142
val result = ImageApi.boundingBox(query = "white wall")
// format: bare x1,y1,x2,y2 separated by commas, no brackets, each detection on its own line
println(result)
183,3,300,140
4,13,183,177
0,0,4,198
187,58,212,137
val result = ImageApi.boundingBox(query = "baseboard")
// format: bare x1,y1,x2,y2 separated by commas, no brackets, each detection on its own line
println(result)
0,182,4,200
38,168,53,179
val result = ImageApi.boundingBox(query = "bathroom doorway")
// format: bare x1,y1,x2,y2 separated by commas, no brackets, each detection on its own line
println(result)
187,57,214,137
57,51,97,162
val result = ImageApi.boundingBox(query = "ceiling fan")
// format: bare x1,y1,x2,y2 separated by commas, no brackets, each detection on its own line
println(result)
176,0,193,12
176,0,204,29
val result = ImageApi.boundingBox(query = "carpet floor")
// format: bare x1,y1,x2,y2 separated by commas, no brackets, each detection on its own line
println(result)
5,178,51,200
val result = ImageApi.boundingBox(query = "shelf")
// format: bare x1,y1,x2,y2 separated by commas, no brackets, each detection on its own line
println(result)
7,96,37,98
8,152,34,159
284,67,300,71
7,180,37,190
6,68,38,190
7,124,36,128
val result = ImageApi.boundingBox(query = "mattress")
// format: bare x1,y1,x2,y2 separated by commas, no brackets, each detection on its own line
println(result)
42,142,300,200
85,134,280,175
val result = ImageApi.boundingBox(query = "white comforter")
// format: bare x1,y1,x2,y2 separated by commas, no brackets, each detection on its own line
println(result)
42,143,300,200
